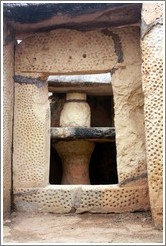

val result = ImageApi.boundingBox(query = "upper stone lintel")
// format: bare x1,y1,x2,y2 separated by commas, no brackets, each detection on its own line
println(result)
47,73,111,84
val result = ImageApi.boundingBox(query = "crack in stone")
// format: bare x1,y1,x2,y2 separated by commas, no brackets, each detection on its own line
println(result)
71,187,83,212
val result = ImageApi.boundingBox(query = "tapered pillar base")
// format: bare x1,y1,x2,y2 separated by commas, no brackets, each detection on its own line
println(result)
53,140,94,184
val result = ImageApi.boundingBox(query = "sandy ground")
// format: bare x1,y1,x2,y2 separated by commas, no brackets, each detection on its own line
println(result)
3,211,163,244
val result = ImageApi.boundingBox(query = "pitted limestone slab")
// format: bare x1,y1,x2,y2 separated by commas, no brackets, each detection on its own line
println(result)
15,27,141,75
141,21,163,227
14,185,150,214
13,83,50,190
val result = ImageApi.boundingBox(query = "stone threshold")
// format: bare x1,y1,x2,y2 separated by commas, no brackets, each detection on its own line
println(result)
50,127,115,142
14,184,150,214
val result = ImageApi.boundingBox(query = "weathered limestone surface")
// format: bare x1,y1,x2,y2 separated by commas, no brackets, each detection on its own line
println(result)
48,73,112,95
111,28,147,187
141,2,163,25
3,22,15,218
14,26,147,190
14,185,150,214
15,28,127,75
13,83,50,191
141,3,163,228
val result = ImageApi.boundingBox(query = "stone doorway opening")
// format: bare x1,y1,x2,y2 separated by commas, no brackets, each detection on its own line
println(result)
12,26,150,215
50,93,118,185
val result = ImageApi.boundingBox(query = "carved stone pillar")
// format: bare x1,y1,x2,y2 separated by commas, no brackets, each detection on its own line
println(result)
53,92,94,184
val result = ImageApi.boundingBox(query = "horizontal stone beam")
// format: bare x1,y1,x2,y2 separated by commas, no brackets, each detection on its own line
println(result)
48,83,112,95
48,73,111,84
3,3,142,37
51,127,115,142
48,73,112,95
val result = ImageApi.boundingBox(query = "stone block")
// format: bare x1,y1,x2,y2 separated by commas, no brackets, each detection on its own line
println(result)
51,127,115,142
3,22,15,218
13,83,50,190
14,185,150,214
141,21,163,228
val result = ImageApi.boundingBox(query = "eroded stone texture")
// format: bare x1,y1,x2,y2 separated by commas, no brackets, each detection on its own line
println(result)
141,3,163,228
15,28,122,75
14,26,147,194
13,83,50,191
111,29,147,187
3,22,15,218
141,3,163,26
14,185,150,214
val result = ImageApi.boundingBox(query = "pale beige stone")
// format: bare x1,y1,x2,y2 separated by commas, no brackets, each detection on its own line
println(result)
14,185,150,214
112,65,147,186
54,92,94,184
141,19,163,227
60,93,90,127
15,27,140,75
111,45,146,185
13,83,50,191
142,3,163,25
3,22,15,218
66,92,87,101
13,26,148,209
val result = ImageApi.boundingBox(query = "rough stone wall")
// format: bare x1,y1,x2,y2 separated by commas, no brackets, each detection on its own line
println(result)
13,83,50,191
14,27,147,201
141,3,163,228
3,22,15,218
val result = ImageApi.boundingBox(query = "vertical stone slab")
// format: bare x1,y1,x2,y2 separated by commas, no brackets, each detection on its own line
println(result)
141,3,163,228
13,81,50,191
111,28,147,187
3,22,15,218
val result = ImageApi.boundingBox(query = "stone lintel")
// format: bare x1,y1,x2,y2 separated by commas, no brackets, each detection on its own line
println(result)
51,127,115,142
48,73,111,84
48,83,112,95
48,73,112,95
